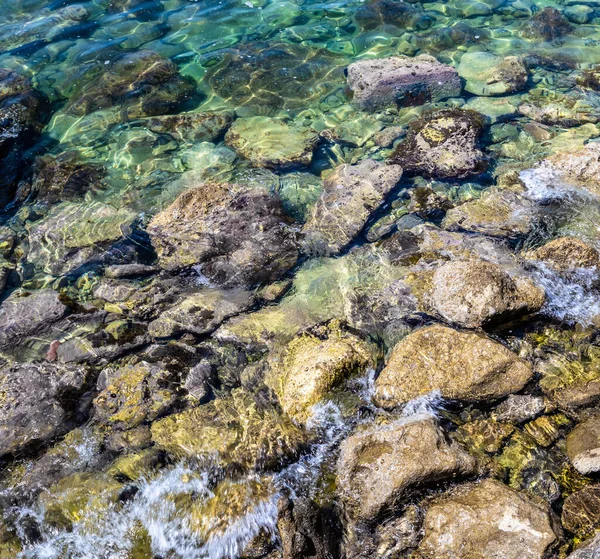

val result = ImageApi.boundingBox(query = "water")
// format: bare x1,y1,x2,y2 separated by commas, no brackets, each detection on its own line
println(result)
3,0,600,556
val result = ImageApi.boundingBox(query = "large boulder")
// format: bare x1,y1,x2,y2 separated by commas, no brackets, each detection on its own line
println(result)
271,321,375,423
458,52,528,96
302,159,403,255
0,289,67,349
390,109,488,179
147,183,299,287
346,55,461,112
0,362,89,458
429,259,545,328
416,479,558,559
373,325,533,408
566,416,600,474
337,417,476,521
151,388,308,470
225,117,318,169
148,288,254,338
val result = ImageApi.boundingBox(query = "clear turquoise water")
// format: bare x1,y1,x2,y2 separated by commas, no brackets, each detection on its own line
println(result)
2,0,600,557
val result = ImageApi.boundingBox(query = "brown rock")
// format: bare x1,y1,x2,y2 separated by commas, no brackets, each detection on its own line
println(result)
526,237,600,270
374,325,533,408
562,484,600,538
567,416,600,475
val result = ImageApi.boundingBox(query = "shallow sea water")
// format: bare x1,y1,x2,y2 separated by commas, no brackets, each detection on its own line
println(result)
4,0,600,557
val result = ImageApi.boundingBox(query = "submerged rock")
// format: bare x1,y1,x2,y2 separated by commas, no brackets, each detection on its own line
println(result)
526,237,600,270
562,484,600,539
93,362,179,430
302,159,403,255
429,259,545,328
148,289,254,338
0,289,67,349
225,117,318,169
390,109,488,179
521,7,574,41
66,50,197,118
346,55,461,112
458,52,528,96
271,321,375,423
147,183,299,288
141,111,233,143
443,182,537,239
337,417,476,521
518,90,600,127
566,416,600,474
373,325,533,408
0,362,89,458
495,395,546,424
416,479,558,559
151,388,308,470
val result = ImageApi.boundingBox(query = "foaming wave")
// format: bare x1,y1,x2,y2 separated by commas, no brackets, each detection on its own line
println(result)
401,390,445,419
531,262,600,325
520,164,582,202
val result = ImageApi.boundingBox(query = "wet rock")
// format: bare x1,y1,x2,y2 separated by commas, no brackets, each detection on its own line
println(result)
141,110,233,143
416,479,558,559
567,416,600,474
271,320,375,423
148,288,254,338
455,418,515,455
302,159,403,255
346,55,461,112
442,182,537,239
458,52,528,96
495,395,546,424
355,0,433,31
0,69,50,208
568,532,600,558
0,289,67,349
526,237,600,270
26,201,138,277
337,416,476,521
93,362,179,430
0,362,89,458
373,325,533,408
390,109,488,179
429,259,545,328
518,90,600,127
66,50,197,118
562,484,600,538
521,7,574,41
277,497,341,559
407,186,453,220
373,126,405,148
225,117,318,169
104,264,159,279
29,151,106,204
151,388,308,470
147,183,299,287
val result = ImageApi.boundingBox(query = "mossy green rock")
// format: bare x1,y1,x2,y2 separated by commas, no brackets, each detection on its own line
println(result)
93,361,178,430
270,320,375,423
151,388,309,470
458,52,528,96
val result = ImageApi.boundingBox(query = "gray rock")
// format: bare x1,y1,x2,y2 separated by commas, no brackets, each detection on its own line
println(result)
567,532,600,558
0,362,89,457
346,55,461,112
458,52,528,96
337,417,476,521
104,264,159,279
495,395,546,424
0,289,67,348
302,159,403,255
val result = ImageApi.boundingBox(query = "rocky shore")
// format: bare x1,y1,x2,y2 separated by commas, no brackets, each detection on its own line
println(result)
3,0,600,557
